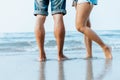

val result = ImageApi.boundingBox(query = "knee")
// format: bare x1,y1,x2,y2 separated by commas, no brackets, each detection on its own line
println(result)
35,15,46,30
36,15,46,23
76,22,85,33
53,14,63,26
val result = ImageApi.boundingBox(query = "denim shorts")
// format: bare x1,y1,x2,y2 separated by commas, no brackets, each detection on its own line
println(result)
34,0,66,16
72,0,97,6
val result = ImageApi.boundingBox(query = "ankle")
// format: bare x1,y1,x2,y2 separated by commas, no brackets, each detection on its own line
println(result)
102,45,109,50
86,54,92,58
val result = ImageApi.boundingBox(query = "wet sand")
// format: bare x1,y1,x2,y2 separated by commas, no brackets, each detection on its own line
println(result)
0,52,120,80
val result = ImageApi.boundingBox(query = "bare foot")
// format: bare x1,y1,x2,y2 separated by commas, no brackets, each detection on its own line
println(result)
58,54,68,61
103,45,112,59
39,52,46,62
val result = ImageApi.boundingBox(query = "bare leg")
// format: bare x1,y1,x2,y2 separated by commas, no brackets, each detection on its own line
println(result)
85,19,92,58
35,15,46,61
76,3,112,59
53,14,67,61
74,6,92,58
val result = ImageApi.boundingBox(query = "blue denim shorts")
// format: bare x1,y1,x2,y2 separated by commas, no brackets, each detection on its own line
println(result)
34,0,66,16
72,0,97,6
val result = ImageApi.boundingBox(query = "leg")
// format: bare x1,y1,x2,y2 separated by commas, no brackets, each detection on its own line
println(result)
53,14,67,61
34,15,46,61
76,3,112,59
75,4,92,58
85,19,92,58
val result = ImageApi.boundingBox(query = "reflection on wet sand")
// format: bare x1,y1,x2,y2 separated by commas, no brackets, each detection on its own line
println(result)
39,61,65,80
86,59,112,80
58,61,65,80
39,59,112,80
86,60,93,80
39,62,46,80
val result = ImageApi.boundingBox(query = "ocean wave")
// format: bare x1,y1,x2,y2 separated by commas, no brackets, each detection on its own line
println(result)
44,40,82,47
45,40,56,47
0,39,84,52
100,34,120,37
0,41,35,47
65,40,82,45
0,30,120,53
64,47,85,51
0,46,38,52
96,30,120,37
0,48,26,52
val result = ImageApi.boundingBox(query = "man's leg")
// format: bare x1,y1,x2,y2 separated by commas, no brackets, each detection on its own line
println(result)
34,15,46,61
53,14,67,61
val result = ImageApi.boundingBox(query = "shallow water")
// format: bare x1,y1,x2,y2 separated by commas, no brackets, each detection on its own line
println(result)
0,30,120,54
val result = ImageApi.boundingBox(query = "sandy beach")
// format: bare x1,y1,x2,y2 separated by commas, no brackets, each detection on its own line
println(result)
0,51,120,80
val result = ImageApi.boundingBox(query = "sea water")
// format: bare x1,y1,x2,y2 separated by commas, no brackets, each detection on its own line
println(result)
0,30,120,56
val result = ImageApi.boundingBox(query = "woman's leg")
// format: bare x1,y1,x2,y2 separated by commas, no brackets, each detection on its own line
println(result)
85,19,92,58
76,3,112,59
